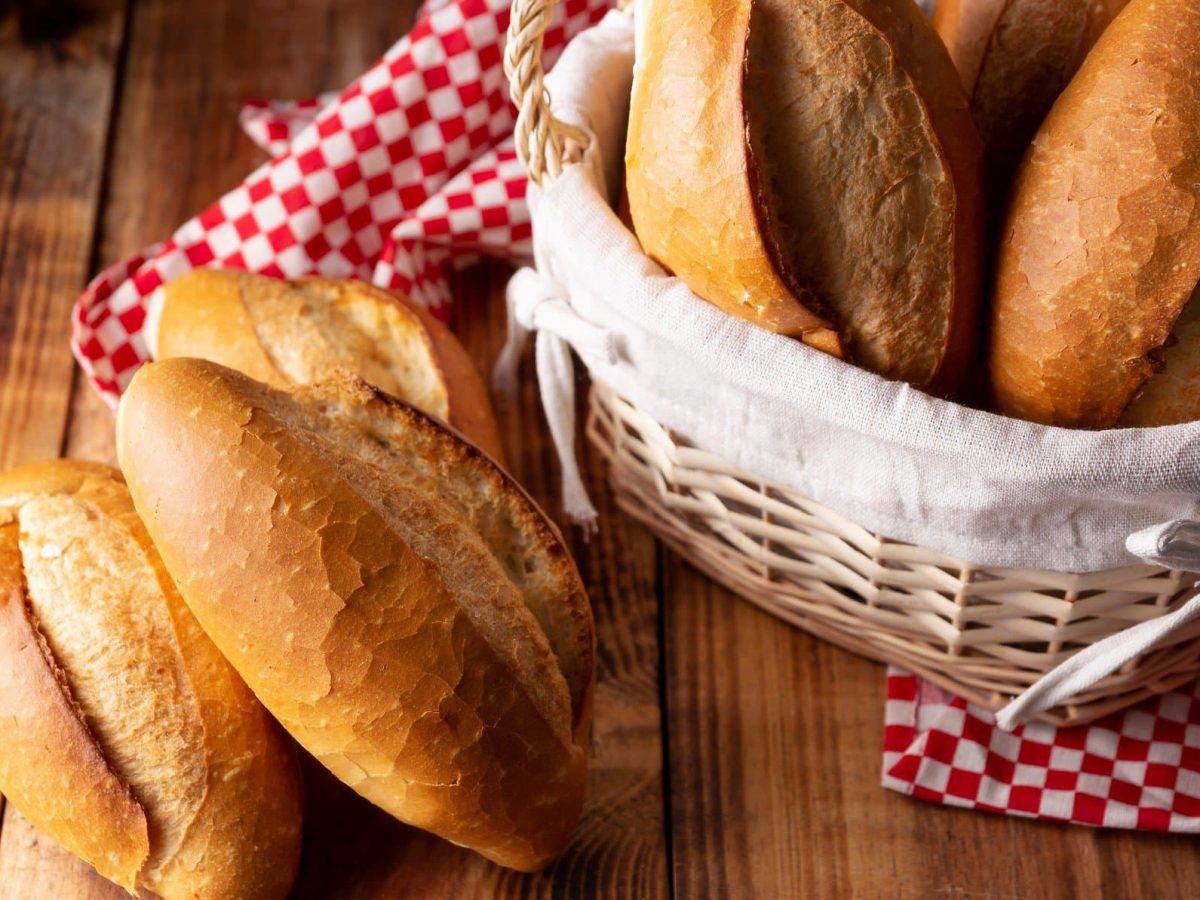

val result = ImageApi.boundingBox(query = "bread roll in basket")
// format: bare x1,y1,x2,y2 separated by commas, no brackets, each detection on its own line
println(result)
500,0,1200,726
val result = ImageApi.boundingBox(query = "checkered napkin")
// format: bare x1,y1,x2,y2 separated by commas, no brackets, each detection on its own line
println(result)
883,669,1200,832
70,0,614,408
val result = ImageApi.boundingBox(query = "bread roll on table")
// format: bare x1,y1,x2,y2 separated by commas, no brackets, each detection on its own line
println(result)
117,358,595,872
148,268,506,462
988,0,1200,428
626,0,984,393
0,461,302,899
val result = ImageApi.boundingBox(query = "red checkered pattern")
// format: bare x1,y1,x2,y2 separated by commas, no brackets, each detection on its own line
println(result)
71,0,613,407
239,94,340,158
883,668,1200,832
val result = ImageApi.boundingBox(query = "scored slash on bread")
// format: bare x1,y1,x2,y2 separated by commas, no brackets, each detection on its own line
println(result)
0,461,302,899
117,357,596,872
148,267,507,463
988,0,1200,428
0,518,148,893
625,0,984,393
295,376,595,738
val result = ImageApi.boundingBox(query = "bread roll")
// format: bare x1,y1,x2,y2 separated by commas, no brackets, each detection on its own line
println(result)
625,0,984,392
148,268,506,462
1118,286,1200,427
933,0,1130,204
116,358,595,872
0,460,302,899
989,0,1200,428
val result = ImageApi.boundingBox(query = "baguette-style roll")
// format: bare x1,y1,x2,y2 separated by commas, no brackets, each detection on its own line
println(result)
117,358,595,872
989,0,1200,428
625,0,984,392
933,0,1130,204
0,461,302,899
148,268,506,462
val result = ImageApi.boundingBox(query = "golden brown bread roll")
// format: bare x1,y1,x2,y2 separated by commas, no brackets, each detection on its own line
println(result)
625,0,984,393
933,0,1130,205
148,268,506,462
116,358,595,872
0,460,302,899
988,0,1200,428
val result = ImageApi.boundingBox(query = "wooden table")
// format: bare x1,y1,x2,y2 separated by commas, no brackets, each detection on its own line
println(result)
0,2,1196,897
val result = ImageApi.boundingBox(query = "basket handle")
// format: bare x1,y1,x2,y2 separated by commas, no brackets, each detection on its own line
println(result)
504,0,595,186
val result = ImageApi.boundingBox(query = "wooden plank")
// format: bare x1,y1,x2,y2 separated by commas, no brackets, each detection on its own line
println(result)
0,1,128,897
662,559,1200,898
0,0,126,471
292,263,670,899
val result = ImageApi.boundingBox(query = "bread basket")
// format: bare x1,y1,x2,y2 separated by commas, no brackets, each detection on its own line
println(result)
502,0,1200,726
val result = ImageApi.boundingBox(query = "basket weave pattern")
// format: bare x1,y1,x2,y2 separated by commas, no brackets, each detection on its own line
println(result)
587,385,1200,724
506,0,1200,725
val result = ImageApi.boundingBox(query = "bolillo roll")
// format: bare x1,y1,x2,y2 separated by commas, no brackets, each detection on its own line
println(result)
0,460,302,899
117,358,595,872
625,0,984,393
147,268,506,463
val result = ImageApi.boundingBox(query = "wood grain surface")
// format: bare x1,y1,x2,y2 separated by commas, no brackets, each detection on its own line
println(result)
0,1,1197,898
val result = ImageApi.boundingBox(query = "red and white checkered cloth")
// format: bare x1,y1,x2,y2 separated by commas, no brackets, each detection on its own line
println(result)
69,0,1200,835
884,669,1200,832
71,0,614,408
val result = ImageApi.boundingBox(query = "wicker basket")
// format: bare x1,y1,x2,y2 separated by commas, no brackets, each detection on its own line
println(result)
504,0,1200,725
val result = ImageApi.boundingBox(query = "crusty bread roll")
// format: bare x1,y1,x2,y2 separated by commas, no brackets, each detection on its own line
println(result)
989,0,1200,428
148,268,506,462
625,0,984,392
0,460,302,899
933,0,1130,204
117,358,595,872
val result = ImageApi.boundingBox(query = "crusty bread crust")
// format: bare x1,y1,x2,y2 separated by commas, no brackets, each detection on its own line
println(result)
153,268,506,462
626,0,982,391
0,519,150,893
117,358,593,872
1119,286,1200,427
758,0,984,391
932,0,1008,96
288,375,595,740
153,269,281,385
934,0,1130,207
988,0,1200,427
625,0,841,352
0,461,302,899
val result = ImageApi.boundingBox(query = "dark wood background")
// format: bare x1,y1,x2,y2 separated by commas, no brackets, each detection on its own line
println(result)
0,1,1196,897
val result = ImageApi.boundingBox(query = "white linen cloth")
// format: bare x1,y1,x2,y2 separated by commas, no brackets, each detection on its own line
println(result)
499,10,1200,722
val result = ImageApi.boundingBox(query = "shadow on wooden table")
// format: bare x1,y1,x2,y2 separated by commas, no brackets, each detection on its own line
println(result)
293,750,651,899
